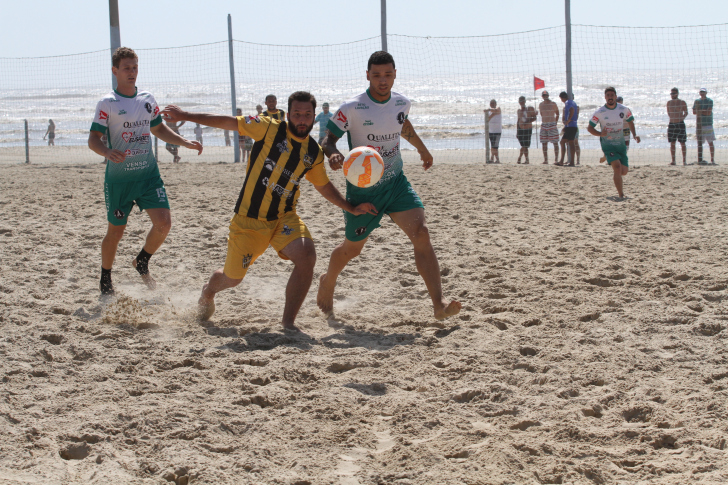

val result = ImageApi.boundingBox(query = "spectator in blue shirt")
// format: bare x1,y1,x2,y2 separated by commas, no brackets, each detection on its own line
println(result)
558,91,579,166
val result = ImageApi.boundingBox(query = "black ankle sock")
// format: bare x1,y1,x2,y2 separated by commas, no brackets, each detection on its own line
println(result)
135,249,152,276
100,267,114,295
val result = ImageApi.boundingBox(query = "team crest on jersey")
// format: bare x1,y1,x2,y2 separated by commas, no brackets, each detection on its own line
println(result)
153,106,159,116
619,112,625,118
303,154,313,168
276,139,289,154
122,131,133,142
99,110,109,121
145,102,152,114
114,209,125,219
242,253,253,269
282,225,294,236
355,227,367,236
397,112,406,125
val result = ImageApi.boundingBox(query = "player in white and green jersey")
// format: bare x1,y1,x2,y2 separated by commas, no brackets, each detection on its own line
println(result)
588,87,641,199
317,51,461,322
88,47,201,296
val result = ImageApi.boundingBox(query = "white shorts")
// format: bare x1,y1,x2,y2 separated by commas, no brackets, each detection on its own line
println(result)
699,126,716,143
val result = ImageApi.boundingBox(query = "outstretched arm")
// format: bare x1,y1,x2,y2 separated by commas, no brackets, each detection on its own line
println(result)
401,119,433,170
161,105,238,132
321,130,344,171
313,182,377,215
151,123,202,154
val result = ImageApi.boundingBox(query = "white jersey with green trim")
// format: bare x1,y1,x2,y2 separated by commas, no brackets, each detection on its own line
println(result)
588,103,634,149
327,89,410,192
91,88,163,183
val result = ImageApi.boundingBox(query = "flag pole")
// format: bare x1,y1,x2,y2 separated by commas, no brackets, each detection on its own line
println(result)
534,75,539,147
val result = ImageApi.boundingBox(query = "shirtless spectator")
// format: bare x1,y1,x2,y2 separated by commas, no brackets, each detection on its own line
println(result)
666,87,688,165
539,91,559,164
43,119,56,146
516,96,537,164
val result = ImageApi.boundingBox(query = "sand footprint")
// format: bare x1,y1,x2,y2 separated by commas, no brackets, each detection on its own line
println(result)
335,447,368,485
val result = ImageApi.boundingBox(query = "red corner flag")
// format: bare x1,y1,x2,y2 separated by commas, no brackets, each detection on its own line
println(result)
534,76,545,91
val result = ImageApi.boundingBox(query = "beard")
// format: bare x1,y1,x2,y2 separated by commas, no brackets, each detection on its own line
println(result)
288,121,314,138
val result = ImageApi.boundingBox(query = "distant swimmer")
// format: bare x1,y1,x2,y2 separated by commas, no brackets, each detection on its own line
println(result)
485,99,502,163
317,51,461,321
314,102,334,144
666,87,688,165
538,91,559,164
516,96,537,164
588,87,640,199
262,94,285,122
43,119,56,146
87,47,202,297
693,88,715,165
162,93,376,331
165,119,186,163
557,91,578,166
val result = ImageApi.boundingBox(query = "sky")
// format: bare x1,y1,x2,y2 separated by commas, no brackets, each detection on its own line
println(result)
3,0,727,58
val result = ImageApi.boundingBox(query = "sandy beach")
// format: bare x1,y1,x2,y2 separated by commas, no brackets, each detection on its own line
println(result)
1,161,727,484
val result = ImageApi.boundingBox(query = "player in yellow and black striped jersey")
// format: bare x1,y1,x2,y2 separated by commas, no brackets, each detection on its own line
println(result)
262,94,286,122
161,92,377,331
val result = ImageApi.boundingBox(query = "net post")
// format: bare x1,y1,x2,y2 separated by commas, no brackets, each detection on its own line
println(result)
24,119,29,164
381,0,388,52
228,14,240,164
109,0,121,90
565,0,573,100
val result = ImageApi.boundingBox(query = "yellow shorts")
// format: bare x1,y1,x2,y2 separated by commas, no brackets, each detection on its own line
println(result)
223,211,312,279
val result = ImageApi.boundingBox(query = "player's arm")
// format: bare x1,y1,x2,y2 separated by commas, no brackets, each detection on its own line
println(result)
313,182,377,215
161,105,238,132
587,121,607,138
88,130,126,163
680,101,688,121
401,119,433,170
321,130,344,170
151,122,202,155
627,120,640,143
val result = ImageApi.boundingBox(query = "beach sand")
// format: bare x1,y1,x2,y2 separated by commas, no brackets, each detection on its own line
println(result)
1,161,727,484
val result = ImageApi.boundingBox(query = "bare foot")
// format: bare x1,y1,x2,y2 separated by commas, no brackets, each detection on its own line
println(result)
197,295,215,321
282,323,302,332
669,161,676,165
434,300,462,321
132,258,157,290
317,273,335,316
542,161,548,165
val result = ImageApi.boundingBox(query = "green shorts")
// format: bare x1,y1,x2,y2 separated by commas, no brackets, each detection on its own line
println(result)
344,172,424,242
104,176,170,226
601,140,629,168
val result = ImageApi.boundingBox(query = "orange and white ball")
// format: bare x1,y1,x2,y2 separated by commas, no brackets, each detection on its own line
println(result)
343,146,384,188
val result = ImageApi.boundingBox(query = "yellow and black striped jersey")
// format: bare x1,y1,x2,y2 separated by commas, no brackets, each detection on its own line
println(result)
235,115,328,221
262,110,285,122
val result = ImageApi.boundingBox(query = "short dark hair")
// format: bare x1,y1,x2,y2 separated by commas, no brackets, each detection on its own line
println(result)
671,87,679,93
288,91,317,113
605,87,617,95
559,91,568,99
518,96,525,102
265,94,276,101
112,47,138,68
368,51,395,70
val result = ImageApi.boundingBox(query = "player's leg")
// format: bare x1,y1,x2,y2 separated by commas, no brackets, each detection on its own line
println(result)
130,207,171,290
198,269,243,321
389,207,461,320
611,160,625,198
553,142,559,164
680,142,686,165
317,237,368,315
278,237,317,331
542,142,548,164
558,136,566,165
101,222,126,294
709,142,715,164
670,141,676,165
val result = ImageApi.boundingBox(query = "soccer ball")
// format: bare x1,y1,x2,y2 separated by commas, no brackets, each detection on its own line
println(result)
343,146,385,188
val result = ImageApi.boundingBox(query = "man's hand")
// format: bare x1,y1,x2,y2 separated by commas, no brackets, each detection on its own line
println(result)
350,202,378,216
161,105,186,123
419,148,433,170
328,153,344,171
106,149,127,164
183,140,203,155
634,136,641,144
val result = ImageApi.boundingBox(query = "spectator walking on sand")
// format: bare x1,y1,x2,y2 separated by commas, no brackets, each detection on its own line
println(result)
693,88,715,165
485,99,502,164
539,91,559,164
43,119,56,146
165,119,186,163
194,123,203,146
516,96,537,164
666,87,688,165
